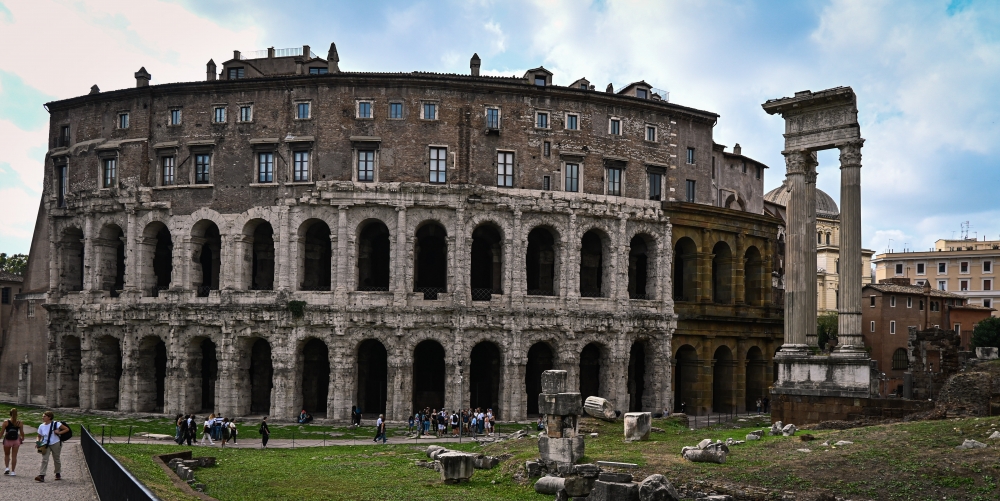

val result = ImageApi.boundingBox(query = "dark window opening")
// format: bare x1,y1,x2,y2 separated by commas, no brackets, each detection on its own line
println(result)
471,224,503,299
685,179,696,202
94,336,122,410
250,222,275,290
250,338,273,414
526,227,556,296
892,348,908,371
414,223,448,298
60,227,85,292
59,125,70,147
673,237,697,301
195,154,210,184
357,339,388,416
627,341,648,412
389,102,403,119
486,108,500,129
580,230,605,297
200,339,217,412
744,246,763,305
357,221,391,291
56,164,68,207
628,235,650,299
301,220,331,291
309,67,328,75
194,222,221,296
413,340,445,411
301,339,330,418
525,342,554,416
470,342,502,418
228,67,244,79
579,343,603,402
606,167,622,196
648,172,662,201
712,346,734,413
357,150,375,182
712,241,733,304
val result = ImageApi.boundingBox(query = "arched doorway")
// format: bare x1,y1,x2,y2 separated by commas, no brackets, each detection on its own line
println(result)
744,246,763,305
357,339,388,416
412,340,445,411
301,338,330,417
673,345,698,413
673,237,697,301
627,340,650,412
244,220,275,290
250,338,273,415
470,342,502,417
93,335,122,410
192,221,221,296
470,224,503,300
580,230,606,297
357,220,391,291
526,227,557,296
579,343,605,401
628,235,653,299
414,223,448,298
135,336,167,412
745,346,766,411
200,339,218,412
525,342,554,415
60,336,82,407
712,242,733,304
712,346,734,413
299,219,332,291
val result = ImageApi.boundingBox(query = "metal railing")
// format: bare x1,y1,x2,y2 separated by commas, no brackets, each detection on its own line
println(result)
471,288,502,301
357,285,390,292
150,285,168,298
196,286,212,297
580,289,605,298
241,47,318,60
414,287,446,300
81,425,159,501
527,289,555,296
629,292,653,300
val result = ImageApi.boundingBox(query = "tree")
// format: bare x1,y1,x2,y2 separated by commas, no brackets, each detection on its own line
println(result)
0,253,27,276
970,316,1000,349
817,312,838,351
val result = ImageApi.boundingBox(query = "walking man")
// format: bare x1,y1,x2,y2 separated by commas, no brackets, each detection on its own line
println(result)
35,411,69,482
259,417,270,449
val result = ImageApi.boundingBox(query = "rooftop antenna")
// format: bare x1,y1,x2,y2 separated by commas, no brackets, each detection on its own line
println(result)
887,238,893,253
961,221,970,240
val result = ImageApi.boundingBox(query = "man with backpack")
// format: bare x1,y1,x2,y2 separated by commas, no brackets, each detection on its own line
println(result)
259,417,270,448
35,411,70,482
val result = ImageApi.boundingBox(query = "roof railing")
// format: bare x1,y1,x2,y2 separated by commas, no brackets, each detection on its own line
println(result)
241,47,318,60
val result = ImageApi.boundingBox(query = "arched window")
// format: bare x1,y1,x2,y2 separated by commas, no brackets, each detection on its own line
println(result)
892,348,908,370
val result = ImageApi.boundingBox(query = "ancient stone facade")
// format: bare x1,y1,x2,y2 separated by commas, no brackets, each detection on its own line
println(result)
4,44,781,421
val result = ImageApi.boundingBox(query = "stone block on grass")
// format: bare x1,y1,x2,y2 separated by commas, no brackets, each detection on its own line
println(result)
437,452,475,484
624,412,651,441
541,370,569,394
638,474,681,501
535,476,565,495
538,435,586,465
539,392,584,417
584,396,617,421
589,480,640,501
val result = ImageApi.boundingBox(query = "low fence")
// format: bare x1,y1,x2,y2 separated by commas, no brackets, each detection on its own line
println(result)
80,425,160,501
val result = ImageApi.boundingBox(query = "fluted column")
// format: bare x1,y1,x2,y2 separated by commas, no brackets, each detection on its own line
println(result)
804,158,819,347
781,150,817,350
836,139,865,353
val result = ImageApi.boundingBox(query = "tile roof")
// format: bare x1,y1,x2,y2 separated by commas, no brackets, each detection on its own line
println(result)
864,282,964,299
0,271,24,282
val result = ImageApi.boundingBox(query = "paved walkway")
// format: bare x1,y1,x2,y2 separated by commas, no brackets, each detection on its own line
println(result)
101,432,509,449
0,440,98,500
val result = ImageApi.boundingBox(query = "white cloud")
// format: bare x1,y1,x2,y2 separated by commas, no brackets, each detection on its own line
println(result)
483,20,506,54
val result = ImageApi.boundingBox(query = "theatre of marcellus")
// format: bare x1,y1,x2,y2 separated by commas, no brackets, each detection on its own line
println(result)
0,43,786,421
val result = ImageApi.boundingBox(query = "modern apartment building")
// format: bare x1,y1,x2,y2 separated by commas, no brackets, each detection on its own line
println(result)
873,238,1000,316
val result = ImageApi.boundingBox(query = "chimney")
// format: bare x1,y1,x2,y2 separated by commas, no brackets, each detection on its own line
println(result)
89,85,100,95
233,50,241,60
303,45,311,58
327,42,340,73
206,59,217,81
606,83,614,93
134,67,151,88
267,47,275,58
470,53,481,76
733,143,742,156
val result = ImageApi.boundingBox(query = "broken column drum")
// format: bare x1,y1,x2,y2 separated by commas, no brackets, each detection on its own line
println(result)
537,370,585,465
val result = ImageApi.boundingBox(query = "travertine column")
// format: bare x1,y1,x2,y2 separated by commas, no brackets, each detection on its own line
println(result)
804,159,819,346
781,150,817,350
837,139,865,353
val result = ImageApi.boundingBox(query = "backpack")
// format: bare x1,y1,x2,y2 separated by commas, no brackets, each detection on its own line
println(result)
57,422,73,441
4,421,19,441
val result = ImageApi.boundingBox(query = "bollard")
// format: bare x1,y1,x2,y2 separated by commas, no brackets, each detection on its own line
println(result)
101,426,105,445
128,426,132,444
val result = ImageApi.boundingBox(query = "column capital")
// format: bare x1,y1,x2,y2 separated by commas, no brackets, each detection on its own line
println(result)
838,138,865,168
783,149,816,176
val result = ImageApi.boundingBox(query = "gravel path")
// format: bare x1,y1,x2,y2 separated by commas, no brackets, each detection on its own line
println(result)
0,440,98,500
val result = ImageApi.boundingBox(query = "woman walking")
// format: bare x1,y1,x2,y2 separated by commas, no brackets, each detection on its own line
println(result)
229,420,238,444
220,418,231,447
3,408,25,476
259,417,270,449
200,416,215,445
35,411,69,482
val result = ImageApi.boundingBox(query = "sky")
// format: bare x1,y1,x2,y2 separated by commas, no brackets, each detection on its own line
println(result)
0,0,998,256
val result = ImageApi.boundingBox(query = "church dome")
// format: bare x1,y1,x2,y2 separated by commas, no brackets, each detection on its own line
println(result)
764,181,839,218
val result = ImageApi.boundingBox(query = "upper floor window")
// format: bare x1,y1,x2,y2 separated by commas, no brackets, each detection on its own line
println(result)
0,287,9,305
543,141,551,157
938,280,947,291
357,150,375,182
566,113,579,130
228,67,244,79
102,158,117,188
916,263,925,275
636,88,648,99
645,125,657,142
534,76,546,86
870,295,876,307
293,151,310,182
985,298,993,308
536,112,549,129
239,105,253,122
56,164,68,207
907,297,912,308
960,279,969,291
565,163,579,192
542,176,550,191
961,261,969,273
358,101,372,119
486,108,500,129
756,165,761,180
118,113,129,129
890,295,896,307
497,151,514,187
685,179,696,202
194,154,211,184
422,103,437,120
892,348,907,370
938,262,947,274
296,102,311,120
609,118,621,135
895,263,904,275
257,152,274,183
985,279,993,291
648,172,662,201
985,261,993,273
162,156,175,186
214,107,226,123
429,147,447,184
309,67,328,75
890,320,896,334
606,167,622,196
686,147,695,164
170,109,181,125
826,233,831,245
389,102,404,119
59,125,70,147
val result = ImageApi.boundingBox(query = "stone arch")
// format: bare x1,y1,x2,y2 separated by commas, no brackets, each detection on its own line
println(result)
628,233,656,300
58,226,85,292
191,220,222,295
414,221,448,297
745,346,766,410
357,219,391,291
357,339,388,416
95,223,126,294
525,341,555,415
134,335,167,412
298,218,332,291
526,226,560,296
140,221,173,296
300,338,331,417
724,193,747,212
92,335,122,410
627,339,655,411
712,345,735,413
579,228,610,297
712,241,733,304
744,246,764,305
579,341,609,401
58,335,82,407
470,341,503,417
673,237,697,301
470,222,504,300
673,344,698,413
241,218,275,290
412,339,446,412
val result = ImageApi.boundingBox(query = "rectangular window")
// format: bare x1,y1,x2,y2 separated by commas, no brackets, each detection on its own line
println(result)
938,262,946,274
257,152,274,183
214,107,226,123
685,179,696,202
170,109,180,125
606,167,622,196
194,154,210,184
293,151,310,182
907,297,912,308
228,67,244,79
890,295,896,307
985,261,993,273
609,119,621,135
890,321,896,335
919,300,924,310
162,156,175,186
985,299,993,308
423,103,437,120
118,113,129,129
497,151,514,187
0,287,9,304
756,165,761,180
985,279,993,291
961,261,969,273
56,164,68,207
358,101,372,119
536,112,549,128
871,321,875,332
486,108,500,129
870,295,876,307
955,323,961,336
895,263,904,275
542,176,550,191
646,125,656,142
687,147,695,164
712,157,716,179
389,102,403,119
240,105,253,122
429,147,447,184
648,173,662,201
309,67,328,75
357,150,375,182
636,88,647,99
534,76,546,87
938,280,947,291
565,163,579,192
296,102,311,119
818,233,823,244
961,280,969,291
102,158,116,188
566,114,578,130
742,161,747,174
59,125,70,147
543,141,551,157
917,263,925,275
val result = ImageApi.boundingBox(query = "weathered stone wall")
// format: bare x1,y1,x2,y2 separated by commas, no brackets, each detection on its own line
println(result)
771,393,934,425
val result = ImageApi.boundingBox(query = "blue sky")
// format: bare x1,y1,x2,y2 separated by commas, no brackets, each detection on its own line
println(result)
1,0,998,255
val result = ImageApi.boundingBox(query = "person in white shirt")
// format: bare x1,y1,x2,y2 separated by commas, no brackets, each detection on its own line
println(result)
201,418,215,445
34,411,69,482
